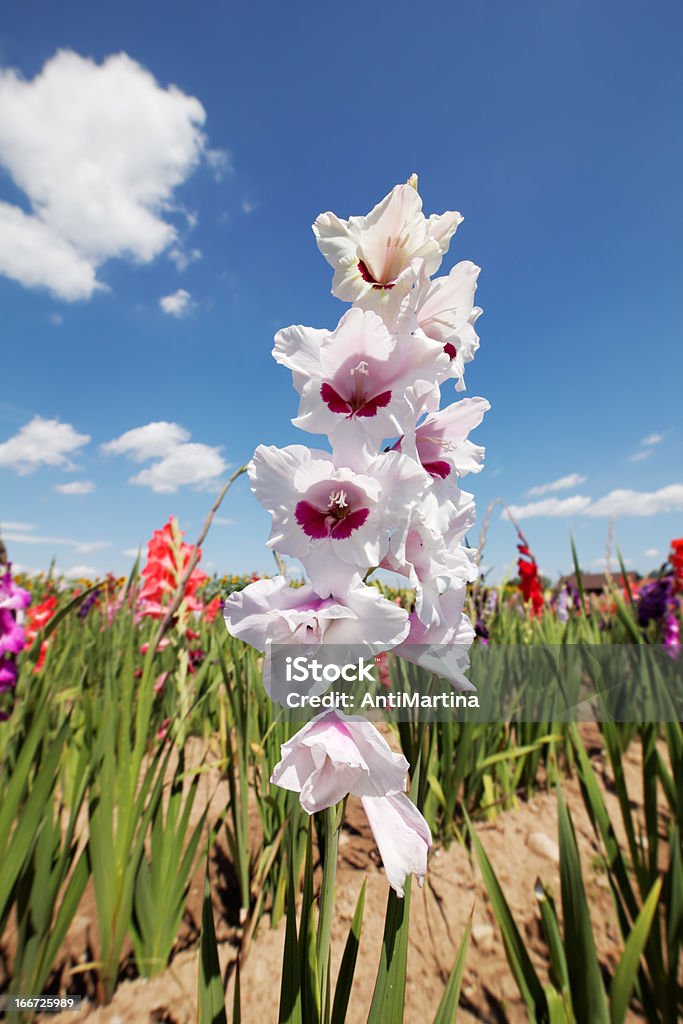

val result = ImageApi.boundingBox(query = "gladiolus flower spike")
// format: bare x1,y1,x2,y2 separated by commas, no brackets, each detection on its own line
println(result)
224,177,489,897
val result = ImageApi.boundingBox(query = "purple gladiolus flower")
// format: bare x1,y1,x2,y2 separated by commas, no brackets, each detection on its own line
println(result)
637,577,674,627
663,612,680,659
556,587,570,624
77,588,100,619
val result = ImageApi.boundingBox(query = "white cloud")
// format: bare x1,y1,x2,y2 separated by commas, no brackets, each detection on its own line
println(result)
74,540,110,555
644,548,660,558
168,246,201,271
2,530,108,553
214,516,235,526
159,288,193,316
205,147,233,180
63,565,97,579
103,420,227,493
101,421,189,460
628,449,653,463
504,484,683,520
0,50,220,300
0,416,90,474
527,473,587,497
54,480,95,495
641,433,663,446
130,443,226,494
591,555,632,569
584,485,683,517
123,547,144,558
241,200,257,214
503,496,592,520
1,521,35,531
48,312,64,326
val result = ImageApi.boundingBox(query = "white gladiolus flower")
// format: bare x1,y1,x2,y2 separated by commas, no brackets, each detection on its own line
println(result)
271,710,432,896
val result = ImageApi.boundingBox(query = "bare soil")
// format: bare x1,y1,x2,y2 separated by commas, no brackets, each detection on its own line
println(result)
14,729,658,1024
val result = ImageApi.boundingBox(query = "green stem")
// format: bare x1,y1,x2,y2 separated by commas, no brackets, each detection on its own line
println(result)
317,804,341,1002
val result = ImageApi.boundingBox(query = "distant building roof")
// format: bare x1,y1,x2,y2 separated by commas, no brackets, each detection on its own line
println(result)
558,571,639,594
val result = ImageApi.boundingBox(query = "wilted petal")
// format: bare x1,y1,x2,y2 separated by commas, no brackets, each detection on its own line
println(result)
361,792,432,897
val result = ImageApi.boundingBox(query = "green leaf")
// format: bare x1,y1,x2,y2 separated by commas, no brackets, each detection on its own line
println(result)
279,836,302,1024
610,877,662,1024
366,882,412,1024
557,788,609,1024
465,810,547,1021
432,912,472,1024
198,864,227,1024
331,879,365,1024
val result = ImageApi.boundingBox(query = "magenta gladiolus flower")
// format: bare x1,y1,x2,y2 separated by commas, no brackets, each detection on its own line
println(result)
0,564,31,700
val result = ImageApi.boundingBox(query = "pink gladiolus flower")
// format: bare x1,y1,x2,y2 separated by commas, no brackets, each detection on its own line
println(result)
139,638,170,655
382,491,478,627
313,179,461,311
271,710,431,896
274,307,446,464
394,397,490,483
407,261,482,391
393,589,476,689
249,444,426,595
154,671,170,694
225,177,489,897
224,575,408,702
0,562,30,663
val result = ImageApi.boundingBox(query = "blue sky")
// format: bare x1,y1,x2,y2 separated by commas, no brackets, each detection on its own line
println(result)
1,0,682,583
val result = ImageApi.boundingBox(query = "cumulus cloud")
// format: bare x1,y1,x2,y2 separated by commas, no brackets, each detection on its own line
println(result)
527,473,587,497
159,288,193,316
54,480,95,495
63,564,98,579
168,246,201,271
503,485,683,520
503,496,592,520
101,421,189,460
584,485,683,517
102,420,227,493
0,416,90,474
0,50,229,300
2,529,108,554
130,443,226,493
644,548,660,558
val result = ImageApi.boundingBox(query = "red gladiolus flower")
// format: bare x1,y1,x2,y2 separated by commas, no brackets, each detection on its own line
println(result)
203,595,222,623
517,537,544,615
670,537,683,591
24,594,58,673
138,517,208,620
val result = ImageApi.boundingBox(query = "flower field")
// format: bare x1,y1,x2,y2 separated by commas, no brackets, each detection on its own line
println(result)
0,527,681,1022
1,179,682,1024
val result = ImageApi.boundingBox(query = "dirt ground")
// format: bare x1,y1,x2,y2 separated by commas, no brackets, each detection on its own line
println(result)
11,729,658,1024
